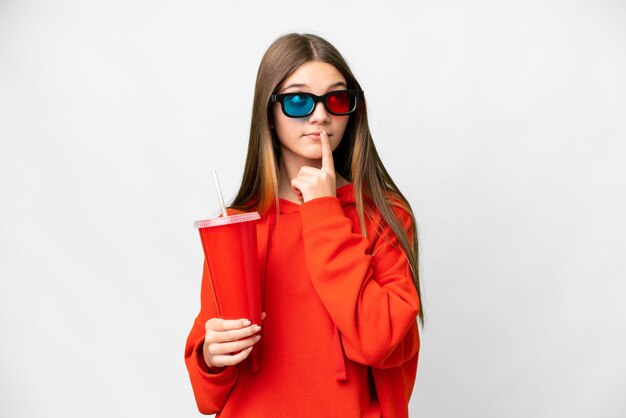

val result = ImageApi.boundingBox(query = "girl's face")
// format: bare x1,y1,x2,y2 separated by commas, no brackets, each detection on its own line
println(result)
271,61,349,164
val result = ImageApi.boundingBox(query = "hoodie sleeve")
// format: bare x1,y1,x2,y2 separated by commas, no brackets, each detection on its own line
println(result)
184,232,240,414
299,196,420,368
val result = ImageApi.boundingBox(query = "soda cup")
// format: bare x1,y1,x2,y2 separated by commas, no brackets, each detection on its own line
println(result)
194,211,262,371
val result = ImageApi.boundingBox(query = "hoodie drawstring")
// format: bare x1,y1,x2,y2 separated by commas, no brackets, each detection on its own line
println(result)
332,326,348,381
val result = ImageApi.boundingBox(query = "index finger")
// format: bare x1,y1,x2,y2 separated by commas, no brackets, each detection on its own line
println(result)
206,317,251,332
320,130,335,173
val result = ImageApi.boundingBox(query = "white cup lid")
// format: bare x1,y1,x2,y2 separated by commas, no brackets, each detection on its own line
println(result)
193,212,261,228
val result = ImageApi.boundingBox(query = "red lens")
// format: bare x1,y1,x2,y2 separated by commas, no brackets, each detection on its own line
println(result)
326,91,352,114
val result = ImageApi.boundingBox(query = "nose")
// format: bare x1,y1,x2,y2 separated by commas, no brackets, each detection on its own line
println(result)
308,101,330,124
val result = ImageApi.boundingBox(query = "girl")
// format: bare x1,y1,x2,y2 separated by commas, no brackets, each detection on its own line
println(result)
185,33,423,418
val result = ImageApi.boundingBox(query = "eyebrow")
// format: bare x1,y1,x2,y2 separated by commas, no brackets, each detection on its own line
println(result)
281,81,347,91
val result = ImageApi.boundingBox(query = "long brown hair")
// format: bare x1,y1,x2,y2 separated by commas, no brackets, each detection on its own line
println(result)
229,33,424,325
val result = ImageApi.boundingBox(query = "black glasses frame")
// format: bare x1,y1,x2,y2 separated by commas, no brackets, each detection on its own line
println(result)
270,90,364,118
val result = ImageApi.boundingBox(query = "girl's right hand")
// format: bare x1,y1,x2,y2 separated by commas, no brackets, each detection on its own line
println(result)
202,312,266,371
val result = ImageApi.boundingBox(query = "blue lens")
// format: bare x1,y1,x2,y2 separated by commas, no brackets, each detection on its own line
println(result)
283,94,314,117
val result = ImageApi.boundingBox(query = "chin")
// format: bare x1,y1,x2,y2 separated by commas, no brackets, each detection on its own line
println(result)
280,143,323,162
301,153,323,161
294,145,323,158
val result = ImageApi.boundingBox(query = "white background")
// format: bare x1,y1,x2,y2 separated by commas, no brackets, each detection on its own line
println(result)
1,1,625,417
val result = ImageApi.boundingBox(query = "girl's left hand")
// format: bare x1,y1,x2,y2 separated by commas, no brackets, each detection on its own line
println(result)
290,130,336,203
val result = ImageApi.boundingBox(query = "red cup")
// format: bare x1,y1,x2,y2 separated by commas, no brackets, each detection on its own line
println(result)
194,212,262,371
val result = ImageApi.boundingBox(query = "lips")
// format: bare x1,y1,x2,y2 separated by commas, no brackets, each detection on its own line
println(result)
304,131,331,138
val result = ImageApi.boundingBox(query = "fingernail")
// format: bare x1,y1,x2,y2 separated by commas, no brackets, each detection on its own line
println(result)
254,325,261,332
243,319,251,326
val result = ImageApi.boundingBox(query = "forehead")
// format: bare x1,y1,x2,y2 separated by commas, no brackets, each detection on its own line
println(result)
280,61,346,92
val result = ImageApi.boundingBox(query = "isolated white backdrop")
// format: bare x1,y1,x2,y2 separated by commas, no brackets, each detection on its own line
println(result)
1,1,625,417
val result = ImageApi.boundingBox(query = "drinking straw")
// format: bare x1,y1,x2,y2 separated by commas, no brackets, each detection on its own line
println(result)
212,170,228,218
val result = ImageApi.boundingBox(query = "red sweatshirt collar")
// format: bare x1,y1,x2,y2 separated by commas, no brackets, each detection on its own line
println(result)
277,183,355,214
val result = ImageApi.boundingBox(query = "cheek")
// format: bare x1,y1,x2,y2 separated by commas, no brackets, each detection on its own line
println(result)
273,108,301,141
333,116,350,138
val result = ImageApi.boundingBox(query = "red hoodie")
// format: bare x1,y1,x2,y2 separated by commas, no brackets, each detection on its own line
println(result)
185,183,421,417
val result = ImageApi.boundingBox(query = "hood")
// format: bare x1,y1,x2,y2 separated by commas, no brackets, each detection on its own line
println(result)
277,182,356,215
